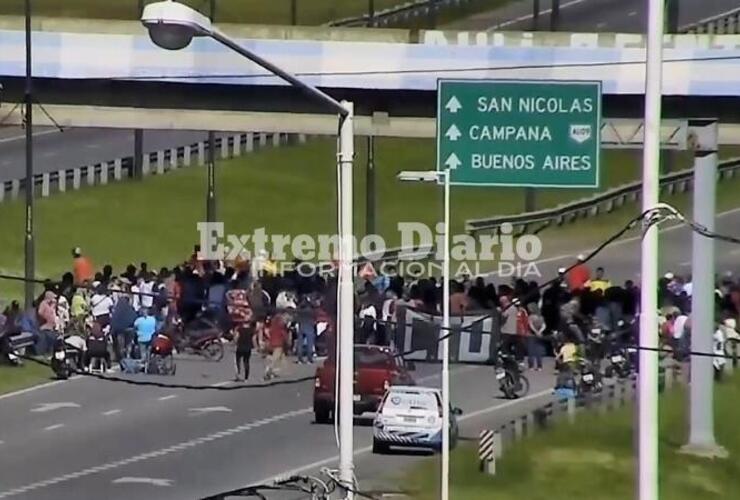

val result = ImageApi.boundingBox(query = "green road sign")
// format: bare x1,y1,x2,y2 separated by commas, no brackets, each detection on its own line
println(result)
437,79,602,188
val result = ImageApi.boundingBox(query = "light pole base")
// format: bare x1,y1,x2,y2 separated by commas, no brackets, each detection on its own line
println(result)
679,443,729,459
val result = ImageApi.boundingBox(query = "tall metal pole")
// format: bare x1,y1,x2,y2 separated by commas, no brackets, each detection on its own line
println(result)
338,101,356,500
440,169,451,500
133,129,144,180
638,1,665,499
682,120,727,458
666,0,680,33
368,0,375,27
24,0,35,310
366,136,376,236
206,131,216,222
550,0,561,30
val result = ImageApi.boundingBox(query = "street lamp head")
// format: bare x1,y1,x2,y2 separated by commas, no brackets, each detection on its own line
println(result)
397,170,441,183
141,1,213,51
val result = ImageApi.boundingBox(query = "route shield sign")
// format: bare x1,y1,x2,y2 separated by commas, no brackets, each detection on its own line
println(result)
436,79,602,188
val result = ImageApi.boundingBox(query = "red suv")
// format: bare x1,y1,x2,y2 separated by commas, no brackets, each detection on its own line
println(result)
313,345,416,424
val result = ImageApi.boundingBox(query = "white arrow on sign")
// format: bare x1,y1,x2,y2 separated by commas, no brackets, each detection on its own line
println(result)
445,124,462,142
445,96,462,113
444,153,462,170
112,477,173,487
31,402,80,413
188,406,233,415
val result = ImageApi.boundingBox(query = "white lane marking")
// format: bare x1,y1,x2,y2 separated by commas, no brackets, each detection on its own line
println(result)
43,424,65,432
0,128,60,144
680,261,691,267
41,151,57,158
157,395,178,401
112,477,173,487
628,10,637,16
31,402,80,413
484,206,740,278
102,409,122,417
596,21,607,28
188,406,232,415
0,407,312,498
0,379,71,401
488,0,590,30
85,143,100,149
255,389,553,486
210,381,232,387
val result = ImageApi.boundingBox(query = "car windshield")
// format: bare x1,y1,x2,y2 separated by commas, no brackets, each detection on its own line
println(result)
384,391,438,411
355,348,394,368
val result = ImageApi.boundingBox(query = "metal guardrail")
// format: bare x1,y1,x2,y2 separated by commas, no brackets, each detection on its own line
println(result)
0,131,303,202
330,0,474,28
681,7,740,34
465,158,740,236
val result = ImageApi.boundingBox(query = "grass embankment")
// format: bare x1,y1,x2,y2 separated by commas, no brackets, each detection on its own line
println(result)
0,0,509,26
0,137,645,294
0,362,53,395
404,375,740,500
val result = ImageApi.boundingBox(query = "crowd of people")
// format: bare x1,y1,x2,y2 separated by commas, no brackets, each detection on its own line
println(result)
2,246,740,381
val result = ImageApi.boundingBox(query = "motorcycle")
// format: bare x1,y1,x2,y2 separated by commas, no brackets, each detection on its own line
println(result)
604,345,633,379
496,351,530,399
171,316,224,361
576,358,603,396
50,335,80,379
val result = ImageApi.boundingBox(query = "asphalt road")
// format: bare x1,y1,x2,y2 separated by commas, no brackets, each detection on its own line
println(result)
447,0,740,32
0,127,210,183
0,208,737,500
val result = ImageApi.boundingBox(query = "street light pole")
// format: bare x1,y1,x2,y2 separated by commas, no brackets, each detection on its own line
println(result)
638,1,665,500
141,4,355,497
338,101,355,500
24,0,35,310
206,130,216,222
397,169,451,500
440,168,451,500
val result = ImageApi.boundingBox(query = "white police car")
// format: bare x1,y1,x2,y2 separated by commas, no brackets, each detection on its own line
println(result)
372,386,461,454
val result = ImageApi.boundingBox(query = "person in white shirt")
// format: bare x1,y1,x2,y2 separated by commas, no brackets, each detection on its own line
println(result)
139,275,155,310
90,285,114,330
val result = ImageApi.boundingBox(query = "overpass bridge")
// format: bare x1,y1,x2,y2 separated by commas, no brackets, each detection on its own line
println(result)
1,18,740,141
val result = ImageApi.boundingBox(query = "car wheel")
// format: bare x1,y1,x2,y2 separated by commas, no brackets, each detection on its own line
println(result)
372,439,389,454
314,405,332,424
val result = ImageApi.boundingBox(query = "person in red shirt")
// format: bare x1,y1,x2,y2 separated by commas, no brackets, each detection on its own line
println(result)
567,254,591,291
264,313,288,380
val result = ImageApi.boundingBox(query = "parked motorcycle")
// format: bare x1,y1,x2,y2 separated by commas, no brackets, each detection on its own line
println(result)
171,316,224,361
604,346,633,379
50,335,80,379
496,351,530,399
576,358,603,396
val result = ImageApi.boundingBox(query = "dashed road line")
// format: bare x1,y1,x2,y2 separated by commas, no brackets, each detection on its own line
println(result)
488,0,591,31
43,424,65,432
157,395,178,401
0,407,312,498
596,21,607,28
102,409,122,416
628,10,637,16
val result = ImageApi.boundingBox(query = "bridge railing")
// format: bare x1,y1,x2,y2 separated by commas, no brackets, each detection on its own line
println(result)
330,0,475,27
465,158,740,236
681,7,740,34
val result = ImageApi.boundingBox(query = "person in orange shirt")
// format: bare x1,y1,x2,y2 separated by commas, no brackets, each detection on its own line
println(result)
72,247,94,286
567,254,591,291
